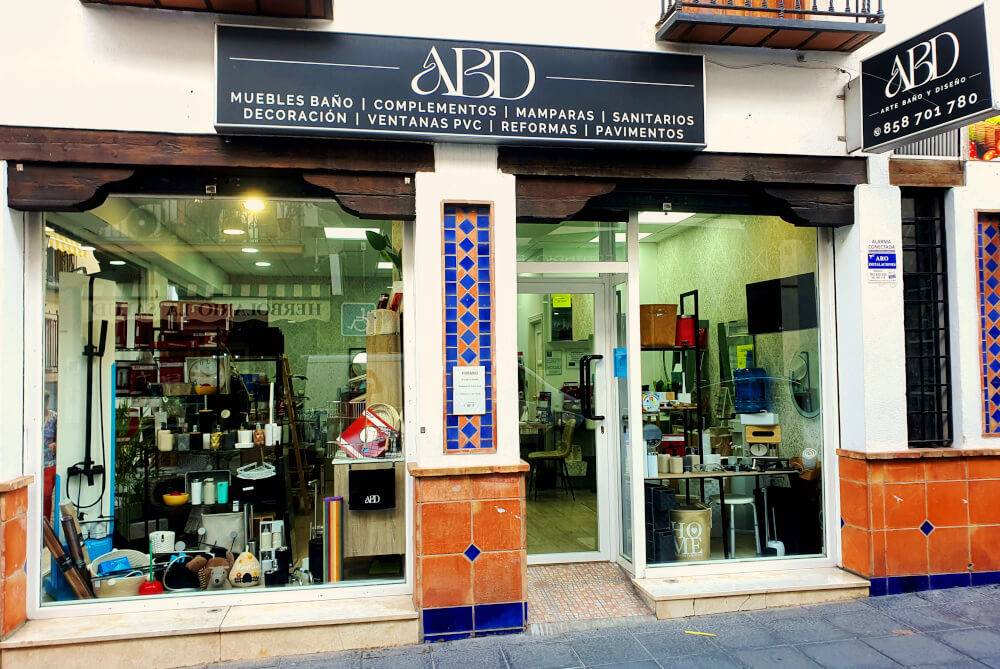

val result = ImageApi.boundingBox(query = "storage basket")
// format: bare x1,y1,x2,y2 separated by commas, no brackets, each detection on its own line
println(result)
671,504,713,561
89,549,150,599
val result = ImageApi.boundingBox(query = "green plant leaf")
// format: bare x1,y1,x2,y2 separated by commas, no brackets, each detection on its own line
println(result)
366,231,388,251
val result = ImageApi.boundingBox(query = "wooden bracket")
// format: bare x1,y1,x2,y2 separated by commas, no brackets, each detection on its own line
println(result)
302,172,416,220
516,177,617,221
7,163,135,211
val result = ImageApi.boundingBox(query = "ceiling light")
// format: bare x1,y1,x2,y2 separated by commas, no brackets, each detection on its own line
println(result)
81,245,95,252
255,261,271,267
241,247,259,254
589,233,652,243
324,227,379,240
243,197,266,213
222,228,246,236
377,261,394,270
109,260,126,266
637,211,696,225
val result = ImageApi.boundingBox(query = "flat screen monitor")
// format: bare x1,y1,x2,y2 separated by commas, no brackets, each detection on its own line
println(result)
746,273,817,335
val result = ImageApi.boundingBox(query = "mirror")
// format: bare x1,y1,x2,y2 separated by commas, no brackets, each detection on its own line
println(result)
788,351,820,418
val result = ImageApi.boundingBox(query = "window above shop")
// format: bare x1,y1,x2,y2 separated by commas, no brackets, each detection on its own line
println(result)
656,0,885,52
80,0,332,20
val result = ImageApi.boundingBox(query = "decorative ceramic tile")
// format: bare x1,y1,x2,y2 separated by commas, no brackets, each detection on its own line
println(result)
976,213,1000,436
443,204,496,454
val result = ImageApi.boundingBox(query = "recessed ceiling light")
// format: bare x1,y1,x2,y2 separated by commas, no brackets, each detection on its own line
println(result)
222,228,246,236
243,198,266,213
255,261,271,268
324,227,379,240
589,233,651,243
109,260,126,266
637,211,696,225
377,261,394,270
81,245,95,252
241,247,259,254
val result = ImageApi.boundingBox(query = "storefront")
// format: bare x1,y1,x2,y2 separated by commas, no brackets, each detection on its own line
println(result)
2,0,1000,666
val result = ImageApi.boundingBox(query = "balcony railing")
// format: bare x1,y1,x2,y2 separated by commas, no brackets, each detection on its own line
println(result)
657,0,886,52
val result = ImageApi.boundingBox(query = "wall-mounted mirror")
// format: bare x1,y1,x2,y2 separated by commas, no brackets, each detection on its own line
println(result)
788,350,820,418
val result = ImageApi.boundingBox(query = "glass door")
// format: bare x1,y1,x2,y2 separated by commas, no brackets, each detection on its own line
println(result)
517,282,611,563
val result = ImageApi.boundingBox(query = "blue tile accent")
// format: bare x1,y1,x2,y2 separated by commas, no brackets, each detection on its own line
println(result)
474,602,525,632
929,573,971,590
971,571,1000,586
920,520,935,536
869,577,888,597
463,544,482,562
423,606,473,635
884,575,931,595
475,628,522,638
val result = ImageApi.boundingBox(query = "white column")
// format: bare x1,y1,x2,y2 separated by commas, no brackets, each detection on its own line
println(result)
411,144,519,469
0,161,27,481
834,156,909,454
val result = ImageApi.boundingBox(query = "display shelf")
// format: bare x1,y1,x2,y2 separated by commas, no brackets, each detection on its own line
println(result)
330,455,405,465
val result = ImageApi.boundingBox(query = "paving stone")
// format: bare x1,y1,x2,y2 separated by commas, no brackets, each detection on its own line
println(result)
361,652,433,669
801,600,875,618
653,651,742,669
587,662,661,669
694,622,788,650
280,652,360,669
633,629,719,659
864,634,971,666
570,636,652,666
797,639,901,668
502,641,583,669
931,628,1000,660
917,587,991,605
764,617,859,645
432,646,508,669
942,602,1000,628
883,603,980,632
824,610,916,638
733,646,824,669
864,593,931,611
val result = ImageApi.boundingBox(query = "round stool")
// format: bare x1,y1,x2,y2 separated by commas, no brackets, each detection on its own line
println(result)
709,495,761,559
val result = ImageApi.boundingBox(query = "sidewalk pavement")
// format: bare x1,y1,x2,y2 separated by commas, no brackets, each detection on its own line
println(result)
208,584,1000,669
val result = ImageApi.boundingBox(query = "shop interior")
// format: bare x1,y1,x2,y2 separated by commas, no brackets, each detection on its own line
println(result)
517,209,825,564
40,182,406,602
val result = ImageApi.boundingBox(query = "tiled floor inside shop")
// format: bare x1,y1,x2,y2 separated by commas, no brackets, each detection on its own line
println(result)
207,585,1000,668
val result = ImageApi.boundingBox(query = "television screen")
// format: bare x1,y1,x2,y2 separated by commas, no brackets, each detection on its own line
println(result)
746,273,817,335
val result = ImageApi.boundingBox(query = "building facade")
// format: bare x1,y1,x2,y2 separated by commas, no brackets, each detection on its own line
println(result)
0,0,999,665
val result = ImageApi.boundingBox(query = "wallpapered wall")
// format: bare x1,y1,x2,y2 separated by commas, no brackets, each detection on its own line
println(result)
639,216,823,459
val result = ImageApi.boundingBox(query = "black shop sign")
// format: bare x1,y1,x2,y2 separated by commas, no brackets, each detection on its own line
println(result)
861,4,997,153
215,26,706,149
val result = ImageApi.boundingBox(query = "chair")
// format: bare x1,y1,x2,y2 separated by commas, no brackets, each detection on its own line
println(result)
709,494,761,559
527,418,577,501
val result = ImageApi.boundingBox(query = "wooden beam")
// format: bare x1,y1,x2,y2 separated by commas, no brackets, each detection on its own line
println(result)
303,172,416,219
889,158,966,188
7,163,135,211
498,147,868,187
0,126,433,175
515,177,617,221
763,185,855,228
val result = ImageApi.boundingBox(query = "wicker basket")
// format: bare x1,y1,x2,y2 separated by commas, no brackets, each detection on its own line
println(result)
89,549,150,599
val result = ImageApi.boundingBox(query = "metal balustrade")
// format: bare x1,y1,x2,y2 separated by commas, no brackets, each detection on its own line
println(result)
660,0,885,24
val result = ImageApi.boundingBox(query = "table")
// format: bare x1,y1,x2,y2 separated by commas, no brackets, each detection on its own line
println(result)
519,421,553,453
645,469,798,560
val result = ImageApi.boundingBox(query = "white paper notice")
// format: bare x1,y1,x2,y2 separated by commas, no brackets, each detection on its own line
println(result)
453,365,486,415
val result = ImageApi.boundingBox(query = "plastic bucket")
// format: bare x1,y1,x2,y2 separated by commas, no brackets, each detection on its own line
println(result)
671,504,713,561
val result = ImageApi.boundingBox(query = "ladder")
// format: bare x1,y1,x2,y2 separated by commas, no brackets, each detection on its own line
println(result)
280,355,310,509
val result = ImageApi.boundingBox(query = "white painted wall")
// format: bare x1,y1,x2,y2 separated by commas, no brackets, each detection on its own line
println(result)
0,162,27,482
1,0,991,156
412,144,520,468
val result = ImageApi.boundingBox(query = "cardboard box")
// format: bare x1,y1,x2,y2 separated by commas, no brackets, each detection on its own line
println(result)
640,304,678,348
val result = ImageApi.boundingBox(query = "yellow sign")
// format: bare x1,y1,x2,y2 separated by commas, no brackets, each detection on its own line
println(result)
552,294,572,308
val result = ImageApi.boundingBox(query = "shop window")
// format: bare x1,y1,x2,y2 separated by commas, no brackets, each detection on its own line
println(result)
968,116,1000,161
517,220,627,262
637,214,825,564
39,196,406,603
901,191,953,448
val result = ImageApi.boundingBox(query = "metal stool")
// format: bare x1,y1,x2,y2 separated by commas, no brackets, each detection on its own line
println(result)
710,494,761,559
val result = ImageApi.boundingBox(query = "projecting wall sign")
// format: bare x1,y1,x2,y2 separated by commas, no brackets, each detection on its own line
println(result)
860,4,998,153
216,26,706,149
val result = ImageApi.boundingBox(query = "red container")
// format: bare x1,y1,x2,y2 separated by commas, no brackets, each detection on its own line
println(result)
675,316,696,347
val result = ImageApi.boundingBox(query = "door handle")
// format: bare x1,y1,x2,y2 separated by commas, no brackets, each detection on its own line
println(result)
578,354,605,421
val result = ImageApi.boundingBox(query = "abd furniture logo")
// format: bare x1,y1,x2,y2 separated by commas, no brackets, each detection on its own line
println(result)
410,46,536,100
884,31,960,99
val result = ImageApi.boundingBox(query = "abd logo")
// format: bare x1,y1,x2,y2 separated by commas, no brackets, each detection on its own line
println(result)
364,494,381,505
411,46,536,100
885,32,960,99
